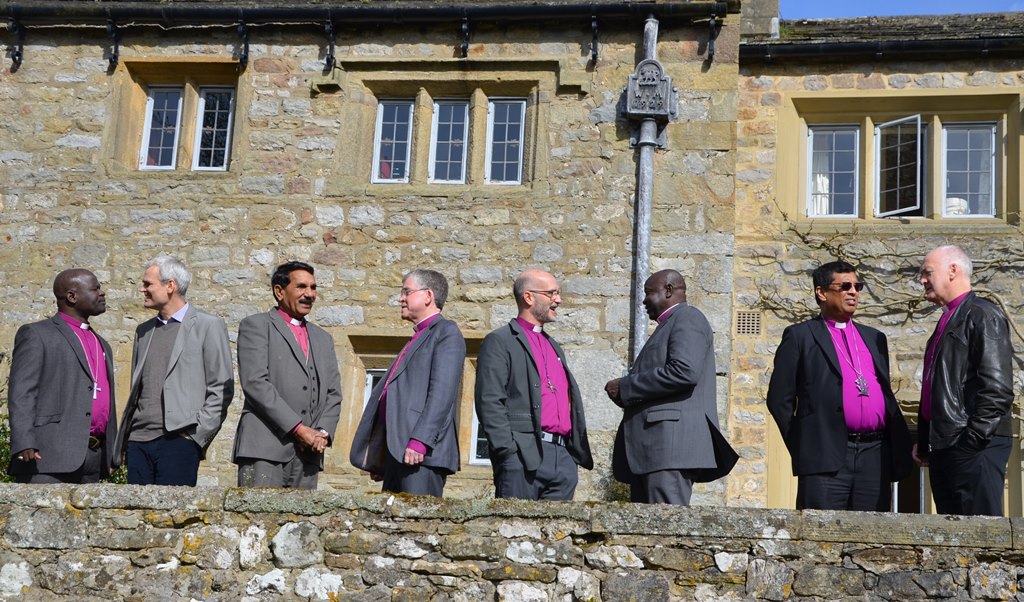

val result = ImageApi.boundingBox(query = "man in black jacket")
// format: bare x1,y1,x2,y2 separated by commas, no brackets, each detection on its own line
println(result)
767,261,911,511
916,245,1013,516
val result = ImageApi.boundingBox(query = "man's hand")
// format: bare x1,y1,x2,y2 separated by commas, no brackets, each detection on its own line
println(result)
14,448,40,462
604,378,623,407
911,443,928,467
403,447,424,465
293,424,328,452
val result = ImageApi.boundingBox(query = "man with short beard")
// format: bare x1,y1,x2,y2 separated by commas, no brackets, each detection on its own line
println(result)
8,269,117,483
475,269,592,500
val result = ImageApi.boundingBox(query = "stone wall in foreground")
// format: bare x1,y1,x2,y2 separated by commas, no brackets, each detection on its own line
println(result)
0,485,1021,600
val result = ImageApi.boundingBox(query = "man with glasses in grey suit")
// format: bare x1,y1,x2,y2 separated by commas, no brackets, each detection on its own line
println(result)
350,269,465,497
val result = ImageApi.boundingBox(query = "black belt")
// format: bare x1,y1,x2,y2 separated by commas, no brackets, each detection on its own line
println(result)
540,431,568,447
848,431,884,443
88,436,104,450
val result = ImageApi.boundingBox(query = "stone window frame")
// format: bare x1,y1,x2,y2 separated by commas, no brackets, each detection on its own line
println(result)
367,90,532,187
778,90,1021,225
109,58,242,173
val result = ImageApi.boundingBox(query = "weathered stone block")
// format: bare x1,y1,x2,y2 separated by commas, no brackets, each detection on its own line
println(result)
271,522,324,568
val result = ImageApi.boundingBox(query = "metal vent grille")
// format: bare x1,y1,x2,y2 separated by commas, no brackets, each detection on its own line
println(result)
735,311,762,336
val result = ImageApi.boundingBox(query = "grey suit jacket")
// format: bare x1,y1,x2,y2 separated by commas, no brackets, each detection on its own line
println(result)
612,303,735,482
7,315,117,477
475,319,593,472
233,310,342,467
115,305,234,465
350,315,465,474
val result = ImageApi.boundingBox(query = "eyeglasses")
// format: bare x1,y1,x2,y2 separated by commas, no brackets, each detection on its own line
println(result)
400,288,428,297
829,282,865,292
529,289,561,299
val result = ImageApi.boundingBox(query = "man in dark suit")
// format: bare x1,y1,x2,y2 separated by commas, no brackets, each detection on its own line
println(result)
475,269,592,500
767,260,912,511
351,269,465,497
115,256,234,486
8,269,117,483
605,269,736,505
234,261,343,489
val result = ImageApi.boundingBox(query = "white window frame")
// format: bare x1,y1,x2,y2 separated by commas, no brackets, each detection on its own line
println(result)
874,114,924,218
941,122,997,218
428,99,470,184
190,87,236,172
468,407,491,466
138,86,183,171
485,98,527,185
372,100,414,184
363,369,388,410
806,125,860,218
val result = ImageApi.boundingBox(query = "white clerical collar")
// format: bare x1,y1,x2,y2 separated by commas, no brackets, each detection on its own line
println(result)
532,325,542,333
79,322,90,330
824,317,851,329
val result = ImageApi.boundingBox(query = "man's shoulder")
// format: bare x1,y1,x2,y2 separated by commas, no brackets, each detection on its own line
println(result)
188,306,227,324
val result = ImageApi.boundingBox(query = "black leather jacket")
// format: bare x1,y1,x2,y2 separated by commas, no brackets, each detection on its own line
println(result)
920,292,1014,453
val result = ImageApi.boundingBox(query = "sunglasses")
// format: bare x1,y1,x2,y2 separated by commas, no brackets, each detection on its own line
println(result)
830,282,865,292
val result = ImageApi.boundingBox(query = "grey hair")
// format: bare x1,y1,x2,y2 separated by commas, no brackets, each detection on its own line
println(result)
934,245,974,278
405,269,449,309
146,255,192,297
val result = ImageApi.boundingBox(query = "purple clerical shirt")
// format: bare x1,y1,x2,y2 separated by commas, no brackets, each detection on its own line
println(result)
379,312,441,455
276,308,309,358
58,312,110,436
515,317,571,436
920,291,970,422
825,319,886,433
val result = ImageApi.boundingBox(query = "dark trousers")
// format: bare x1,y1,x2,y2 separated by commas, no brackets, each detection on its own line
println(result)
630,469,694,505
237,456,320,489
929,435,1011,516
493,440,578,501
796,438,891,512
127,434,201,486
382,453,447,497
16,443,103,484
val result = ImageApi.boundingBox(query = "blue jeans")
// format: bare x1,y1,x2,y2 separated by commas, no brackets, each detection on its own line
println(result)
127,433,201,486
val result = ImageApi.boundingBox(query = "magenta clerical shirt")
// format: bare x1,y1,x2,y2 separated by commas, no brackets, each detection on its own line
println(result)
276,308,309,358
515,317,571,436
824,319,886,433
919,291,970,422
59,312,110,436
379,312,441,455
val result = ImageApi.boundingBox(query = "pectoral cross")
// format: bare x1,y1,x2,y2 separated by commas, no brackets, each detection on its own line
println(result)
93,383,101,400
855,375,869,397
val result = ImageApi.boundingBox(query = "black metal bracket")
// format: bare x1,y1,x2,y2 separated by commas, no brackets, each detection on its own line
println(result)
460,16,469,58
106,19,120,70
324,21,336,71
237,22,249,69
8,17,24,69
590,14,599,64
707,15,720,63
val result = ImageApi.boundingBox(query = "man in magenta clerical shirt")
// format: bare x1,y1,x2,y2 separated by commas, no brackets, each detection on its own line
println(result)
767,260,912,511
7,269,117,483
475,269,592,500
350,269,465,497
915,245,1013,516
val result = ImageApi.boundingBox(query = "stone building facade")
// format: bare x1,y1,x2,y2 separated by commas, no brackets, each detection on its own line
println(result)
0,1,741,503
3,0,1022,514
736,13,1024,510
